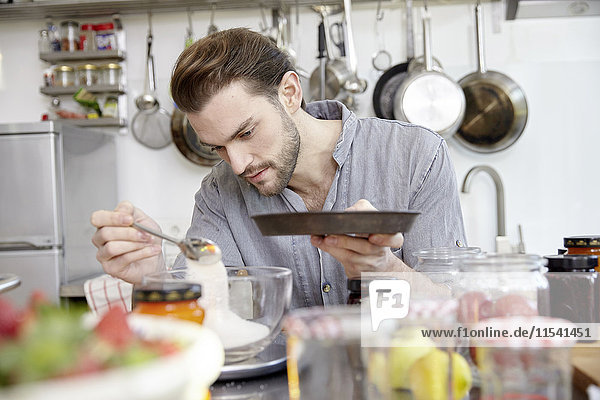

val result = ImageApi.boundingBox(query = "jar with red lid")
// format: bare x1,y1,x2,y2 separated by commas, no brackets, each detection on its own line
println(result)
80,23,96,51
94,22,117,50
132,280,204,325
564,236,600,272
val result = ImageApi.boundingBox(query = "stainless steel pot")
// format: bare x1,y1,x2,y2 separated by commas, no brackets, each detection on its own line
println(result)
393,7,465,139
171,109,221,167
454,3,528,153
309,4,365,101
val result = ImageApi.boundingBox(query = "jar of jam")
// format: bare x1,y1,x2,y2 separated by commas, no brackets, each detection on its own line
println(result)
564,236,600,272
133,281,204,325
545,254,598,323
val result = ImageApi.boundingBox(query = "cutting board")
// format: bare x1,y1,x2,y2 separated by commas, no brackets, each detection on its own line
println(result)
571,342,600,391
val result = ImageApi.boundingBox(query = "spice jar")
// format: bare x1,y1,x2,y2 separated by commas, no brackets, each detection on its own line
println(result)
564,236,600,272
60,20,80,52
80,23,96,51
38,29,51,53
99,63,122,85
76,64,99,86
53,65,75,87
545,254,598,323
102,96,119,118
94,22,117,50
132,280,204,325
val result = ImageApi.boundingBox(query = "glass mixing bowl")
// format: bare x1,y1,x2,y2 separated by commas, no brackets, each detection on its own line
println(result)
141,266,292,364
223,266,293,363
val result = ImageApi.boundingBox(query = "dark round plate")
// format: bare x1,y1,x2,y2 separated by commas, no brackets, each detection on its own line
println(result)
252,211,420,236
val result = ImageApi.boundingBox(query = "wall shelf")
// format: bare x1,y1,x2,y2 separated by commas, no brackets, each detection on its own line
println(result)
39,50,126,63
56,117,127,128
40,84,125,96
1,0,500,21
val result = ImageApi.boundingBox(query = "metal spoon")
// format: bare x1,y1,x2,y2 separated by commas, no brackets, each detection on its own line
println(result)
132,222,219,261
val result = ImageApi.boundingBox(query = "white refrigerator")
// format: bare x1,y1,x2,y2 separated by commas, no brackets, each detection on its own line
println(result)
0,122,117,306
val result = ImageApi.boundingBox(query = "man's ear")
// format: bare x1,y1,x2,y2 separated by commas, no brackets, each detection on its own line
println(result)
278,71,303,114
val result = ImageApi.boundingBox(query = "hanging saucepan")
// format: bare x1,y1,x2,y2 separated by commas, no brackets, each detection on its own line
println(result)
308,3,366,101
309,6,349,100
372,0,441,119
454,2,528,153
171,108,220,167
393,7,465,139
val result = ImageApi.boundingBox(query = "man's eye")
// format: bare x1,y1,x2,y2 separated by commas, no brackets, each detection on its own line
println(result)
240,129,253,138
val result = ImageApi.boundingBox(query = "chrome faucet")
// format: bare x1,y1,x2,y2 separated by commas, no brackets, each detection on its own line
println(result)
461,165,505,237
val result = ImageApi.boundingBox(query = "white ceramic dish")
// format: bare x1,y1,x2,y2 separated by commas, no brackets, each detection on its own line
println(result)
0,314,224,400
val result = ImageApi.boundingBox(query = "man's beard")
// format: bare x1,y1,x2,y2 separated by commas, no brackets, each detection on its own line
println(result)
242,108,300,197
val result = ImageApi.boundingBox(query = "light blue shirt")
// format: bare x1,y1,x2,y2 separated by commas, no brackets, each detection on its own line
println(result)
175,100,466,308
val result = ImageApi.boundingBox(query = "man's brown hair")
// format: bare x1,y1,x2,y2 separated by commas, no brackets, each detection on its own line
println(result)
171,27,302,113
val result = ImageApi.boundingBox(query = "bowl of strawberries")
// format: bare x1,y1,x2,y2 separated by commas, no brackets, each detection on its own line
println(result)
0,293,224,400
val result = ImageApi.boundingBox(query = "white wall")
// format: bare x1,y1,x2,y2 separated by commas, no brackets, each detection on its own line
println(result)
1,3,599,260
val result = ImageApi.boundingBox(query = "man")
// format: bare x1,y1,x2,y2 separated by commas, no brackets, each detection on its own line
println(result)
91,28,465,308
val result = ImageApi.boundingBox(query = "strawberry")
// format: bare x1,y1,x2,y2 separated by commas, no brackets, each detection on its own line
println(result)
0,296,21,339
94,307,134,349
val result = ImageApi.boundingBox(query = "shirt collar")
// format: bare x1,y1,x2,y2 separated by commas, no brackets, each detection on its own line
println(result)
305,100,358,167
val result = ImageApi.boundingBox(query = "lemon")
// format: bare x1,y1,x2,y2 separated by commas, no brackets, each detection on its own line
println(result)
388,335,436,389
408,349,472,400
367,350,389,394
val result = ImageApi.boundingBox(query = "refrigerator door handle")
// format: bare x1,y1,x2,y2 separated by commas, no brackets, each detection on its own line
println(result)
0,273,21,293
0,242,54,251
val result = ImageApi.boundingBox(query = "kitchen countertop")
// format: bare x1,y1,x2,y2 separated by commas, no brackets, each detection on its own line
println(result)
210,370,289,400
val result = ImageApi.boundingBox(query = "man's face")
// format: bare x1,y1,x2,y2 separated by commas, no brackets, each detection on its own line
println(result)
186,82,300,197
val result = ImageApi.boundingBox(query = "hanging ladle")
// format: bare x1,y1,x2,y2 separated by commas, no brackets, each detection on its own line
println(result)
135,12,159,112
132,222,219,261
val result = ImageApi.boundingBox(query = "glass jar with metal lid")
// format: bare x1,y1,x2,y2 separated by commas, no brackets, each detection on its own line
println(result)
564,236,600,272
132,280,204,325
76,64,99,86
99,63,122,86
53,65,75,87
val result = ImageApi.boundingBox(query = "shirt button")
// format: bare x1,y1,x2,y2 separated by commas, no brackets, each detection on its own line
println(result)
456,239,464,247
322,283,331,293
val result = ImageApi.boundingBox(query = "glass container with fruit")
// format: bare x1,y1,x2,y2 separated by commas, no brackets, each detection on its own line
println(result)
455,254,550,324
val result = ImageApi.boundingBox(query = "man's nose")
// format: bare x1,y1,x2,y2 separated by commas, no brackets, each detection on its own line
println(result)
225,146,252,176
